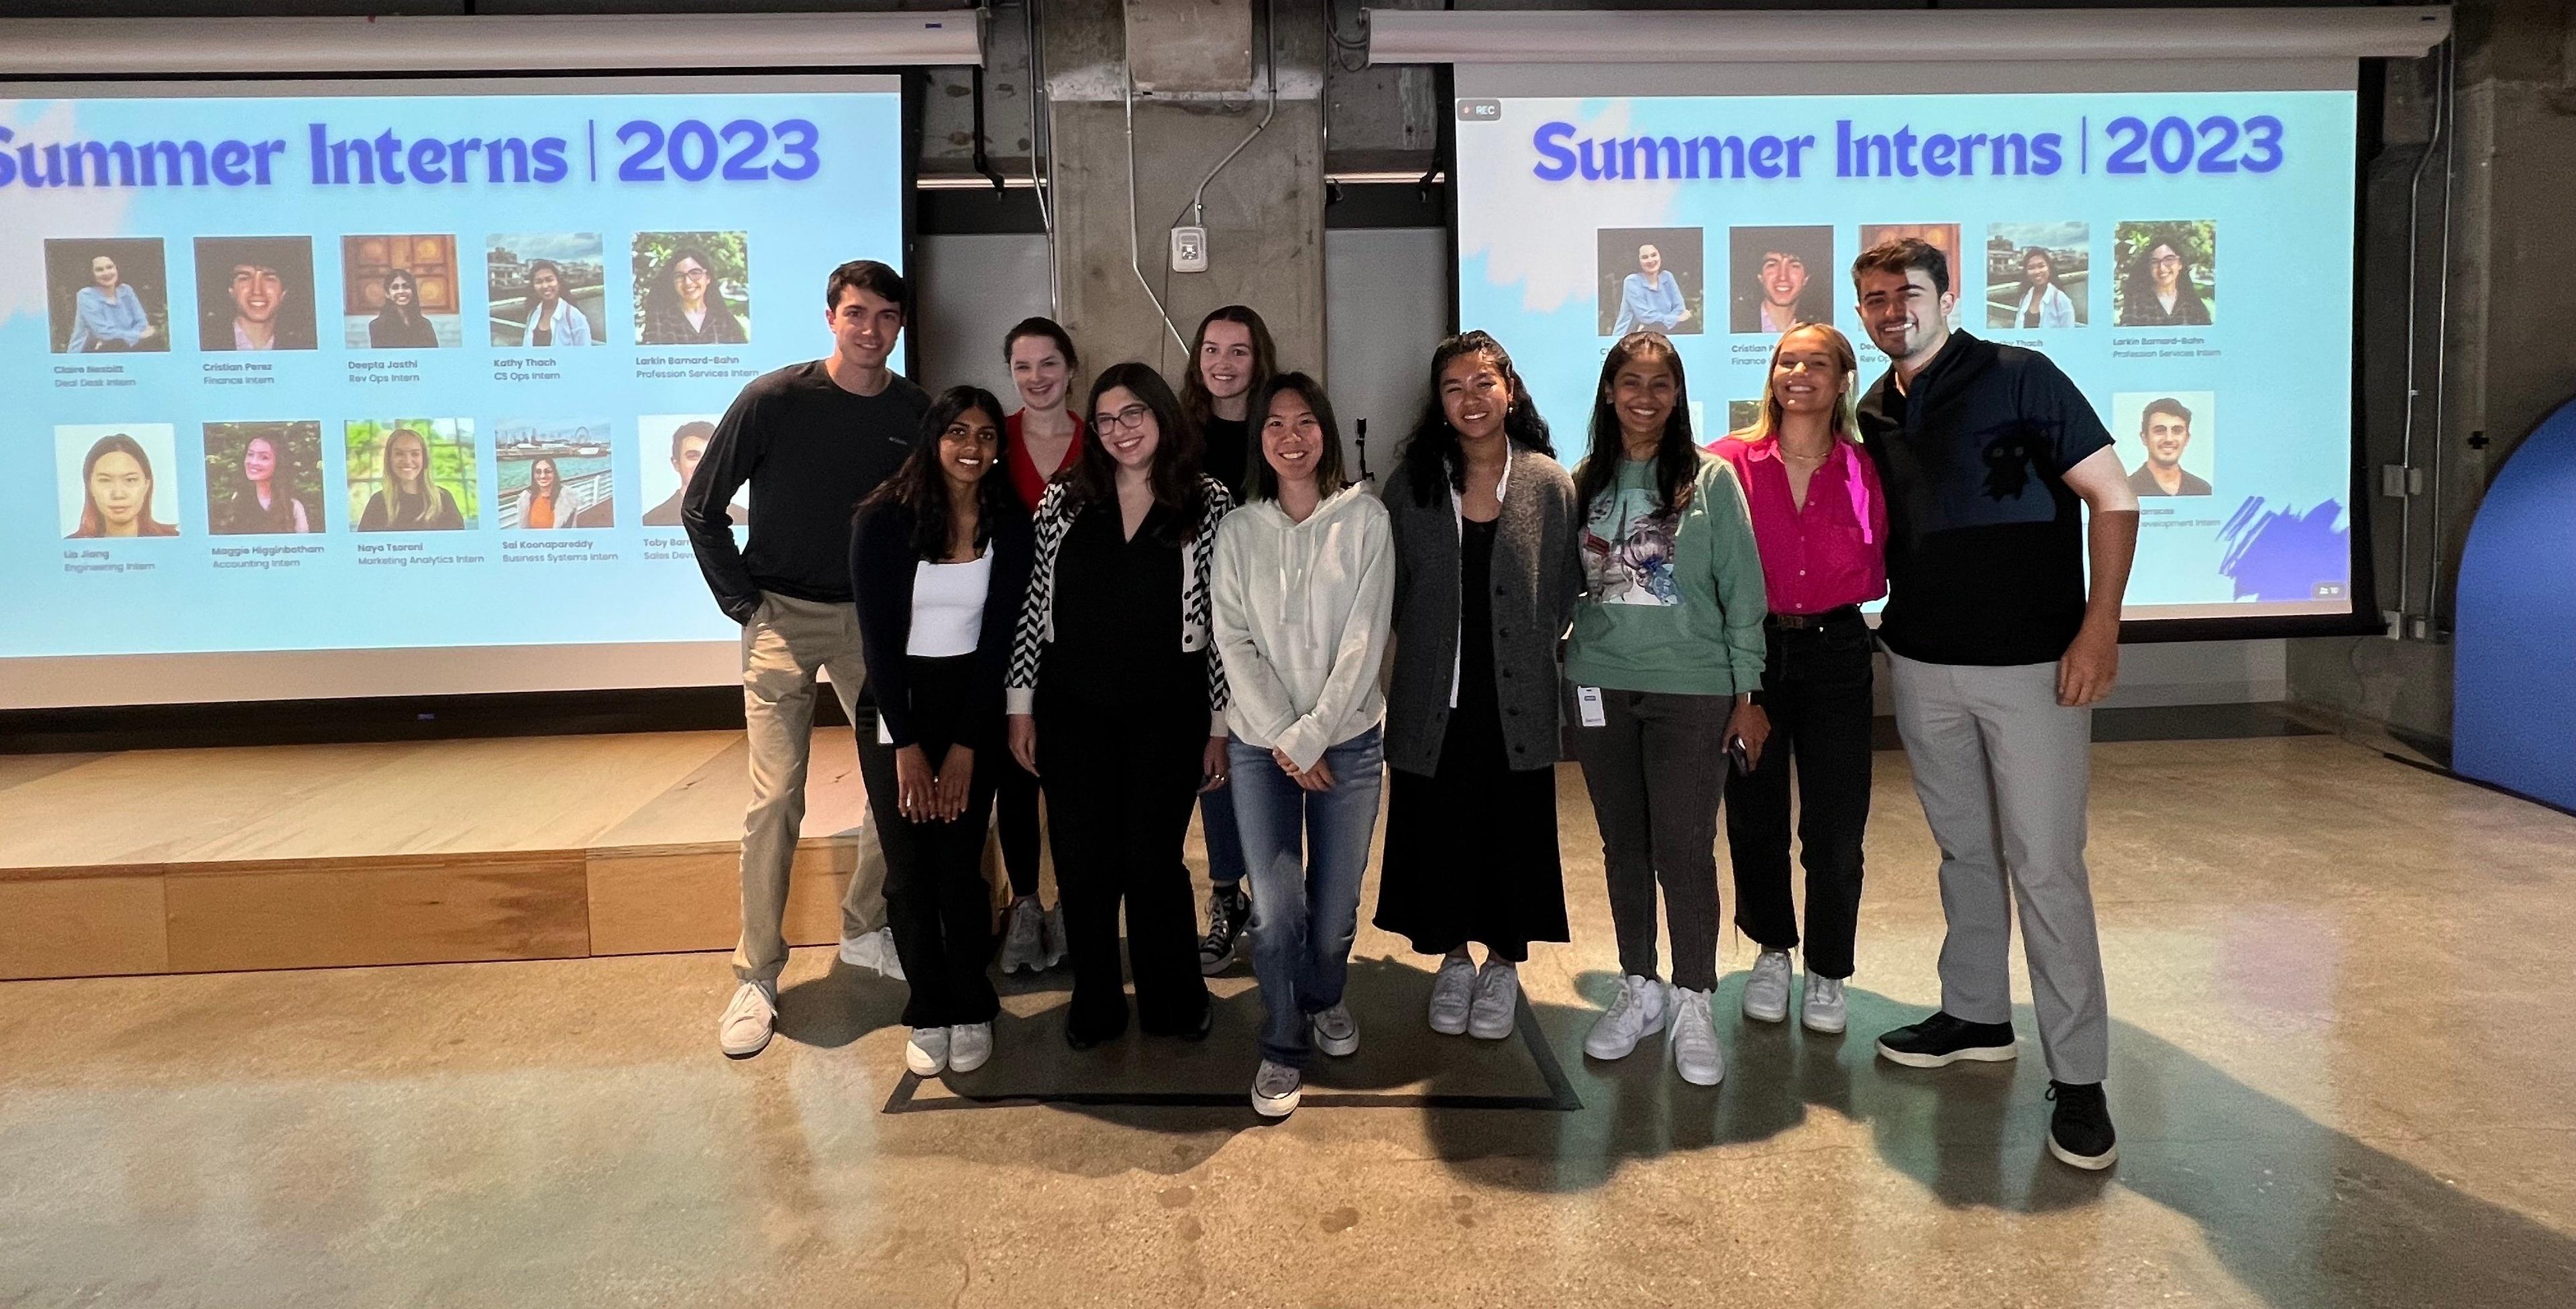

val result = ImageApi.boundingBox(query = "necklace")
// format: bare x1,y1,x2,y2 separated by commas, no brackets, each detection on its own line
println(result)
1780,445,1832,464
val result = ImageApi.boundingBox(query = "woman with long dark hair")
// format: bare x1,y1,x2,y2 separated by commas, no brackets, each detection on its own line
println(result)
1711,323,1886,1038
357,426,466,531
514,456,572,530
1175,304,1277,975
2118,229,2211,327
213,433,316,534
2008,247,2078,331
993,316,1086,974
850,386,1035,1078
1375,331,1583,1042
1006,363,1234,1048
1213,372,1395,1117
69,433,180,538
641,245,749,345
1566,331,1770,1088
368,269,439,349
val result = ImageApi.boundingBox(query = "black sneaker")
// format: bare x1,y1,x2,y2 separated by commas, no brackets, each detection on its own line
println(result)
2046,1081,2119,1170
1197,885,1249,975
1874,1011,2019,1068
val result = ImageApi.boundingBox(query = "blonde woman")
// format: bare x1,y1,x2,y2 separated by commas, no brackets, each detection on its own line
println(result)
357,427,466,530
1711,323,1886,1037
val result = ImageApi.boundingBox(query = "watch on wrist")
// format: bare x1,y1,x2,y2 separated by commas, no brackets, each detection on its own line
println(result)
1741,689,1767,709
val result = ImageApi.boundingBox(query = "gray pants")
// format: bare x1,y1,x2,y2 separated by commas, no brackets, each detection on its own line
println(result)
1568,685,1733,993
733,591,890,984
1886,651,2108,1084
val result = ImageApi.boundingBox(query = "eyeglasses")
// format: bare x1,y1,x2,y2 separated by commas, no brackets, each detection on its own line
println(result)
676,268,711,283
1093,404,1153,432
2149,255,2184,270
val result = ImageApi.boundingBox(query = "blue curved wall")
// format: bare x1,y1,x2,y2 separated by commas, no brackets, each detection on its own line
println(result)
2454,396,2576,812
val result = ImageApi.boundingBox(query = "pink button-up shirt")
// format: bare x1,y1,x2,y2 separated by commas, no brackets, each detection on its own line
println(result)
1711,433,1888,616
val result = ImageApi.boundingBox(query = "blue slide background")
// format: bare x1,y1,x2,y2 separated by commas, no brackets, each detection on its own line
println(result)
1,87,902,659
1455,90,2357,618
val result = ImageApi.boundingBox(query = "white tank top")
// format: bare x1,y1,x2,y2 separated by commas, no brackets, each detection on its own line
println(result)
907,548,993,657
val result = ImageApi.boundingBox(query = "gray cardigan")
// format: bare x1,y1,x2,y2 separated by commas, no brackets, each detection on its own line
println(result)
1381,444,1585,776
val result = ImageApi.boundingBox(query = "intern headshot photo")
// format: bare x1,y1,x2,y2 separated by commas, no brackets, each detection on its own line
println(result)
1985,223,2090,330
2115,221,2217,327
205,421,325,535
348,418,476,531
496,419,614,529
639,415,748,528
58,425,182,539
1595,227,1705,338
1728,225,1834,334
486,233,605,347
343,234,461,349
635,233,751,345
46,239,170,354
2114,393,2216,497
195,236,319,352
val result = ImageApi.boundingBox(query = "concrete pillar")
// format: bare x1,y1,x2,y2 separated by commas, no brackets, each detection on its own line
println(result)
1041,0,1328,386
2287,0,2576,744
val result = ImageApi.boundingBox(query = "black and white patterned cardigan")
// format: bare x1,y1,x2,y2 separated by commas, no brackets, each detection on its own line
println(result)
1004,475,1235,731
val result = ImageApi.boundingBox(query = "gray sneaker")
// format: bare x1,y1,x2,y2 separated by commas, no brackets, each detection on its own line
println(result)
1251,1058,1302,1118
1427,953,1477,1035
1802,974,1849,1034
1466,960,1521,1040
1741,949,1793,1024
1310,1003,1359,1057
998,899,1046,974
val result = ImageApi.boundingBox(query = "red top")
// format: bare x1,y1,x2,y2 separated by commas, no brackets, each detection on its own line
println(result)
1711,433,1888,615
1004,410,1086,515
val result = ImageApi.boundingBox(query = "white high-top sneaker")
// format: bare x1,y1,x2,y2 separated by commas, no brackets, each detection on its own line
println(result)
1582,974,1670,1060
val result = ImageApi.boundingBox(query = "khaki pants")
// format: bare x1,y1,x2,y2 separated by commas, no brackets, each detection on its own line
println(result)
733,591,890,984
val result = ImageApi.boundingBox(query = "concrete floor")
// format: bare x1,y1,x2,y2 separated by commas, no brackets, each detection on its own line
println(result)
3,732,2573,1308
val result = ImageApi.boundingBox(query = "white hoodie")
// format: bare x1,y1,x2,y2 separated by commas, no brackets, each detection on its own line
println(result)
1211,484,1395,771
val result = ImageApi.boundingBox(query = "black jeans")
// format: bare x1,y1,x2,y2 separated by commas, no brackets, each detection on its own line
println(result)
1569,684,1734,993
1725,612,1875,979
855,654,1002,1029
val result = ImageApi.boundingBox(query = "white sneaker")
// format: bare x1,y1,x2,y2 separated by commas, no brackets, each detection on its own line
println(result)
1040,903,1069,968
1741,949,1792,1024
718,980,777,1058
1427,953,1477,1035
1467,960,1521,1040
1251,1058,1302,1118
1582,974,1669,1060
948,1021,993,1072
904,1026,950,1076
1670,987,1725,1086
839,925,907,980
998,900,1046,974
1802,974,1849,1034
1310,1003,1359,1058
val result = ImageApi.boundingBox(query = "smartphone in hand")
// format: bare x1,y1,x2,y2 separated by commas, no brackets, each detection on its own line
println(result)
1726,735,1752,774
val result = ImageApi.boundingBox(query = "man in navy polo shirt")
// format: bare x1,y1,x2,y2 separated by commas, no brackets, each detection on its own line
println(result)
1849,237,2141,1171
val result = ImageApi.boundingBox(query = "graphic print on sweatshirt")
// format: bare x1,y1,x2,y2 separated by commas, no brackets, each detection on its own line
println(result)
1582,486,1681,607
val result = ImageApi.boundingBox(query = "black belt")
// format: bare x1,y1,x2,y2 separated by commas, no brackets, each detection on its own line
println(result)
1766,605,1862,630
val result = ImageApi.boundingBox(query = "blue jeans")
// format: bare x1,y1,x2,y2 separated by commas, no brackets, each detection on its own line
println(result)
1230,726,1386,1068
1201,783,1247,889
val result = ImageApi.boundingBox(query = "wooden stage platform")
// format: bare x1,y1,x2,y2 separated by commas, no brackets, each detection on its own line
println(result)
0,730,873,981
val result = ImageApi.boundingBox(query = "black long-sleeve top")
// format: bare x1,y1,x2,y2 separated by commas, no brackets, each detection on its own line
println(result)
848,496,1036,752
684,360,928,622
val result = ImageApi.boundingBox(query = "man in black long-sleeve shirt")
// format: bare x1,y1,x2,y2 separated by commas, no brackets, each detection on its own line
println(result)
688,259,930,1058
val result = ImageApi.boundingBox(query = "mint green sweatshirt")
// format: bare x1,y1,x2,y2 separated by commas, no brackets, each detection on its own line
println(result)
1564,452,1770,696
